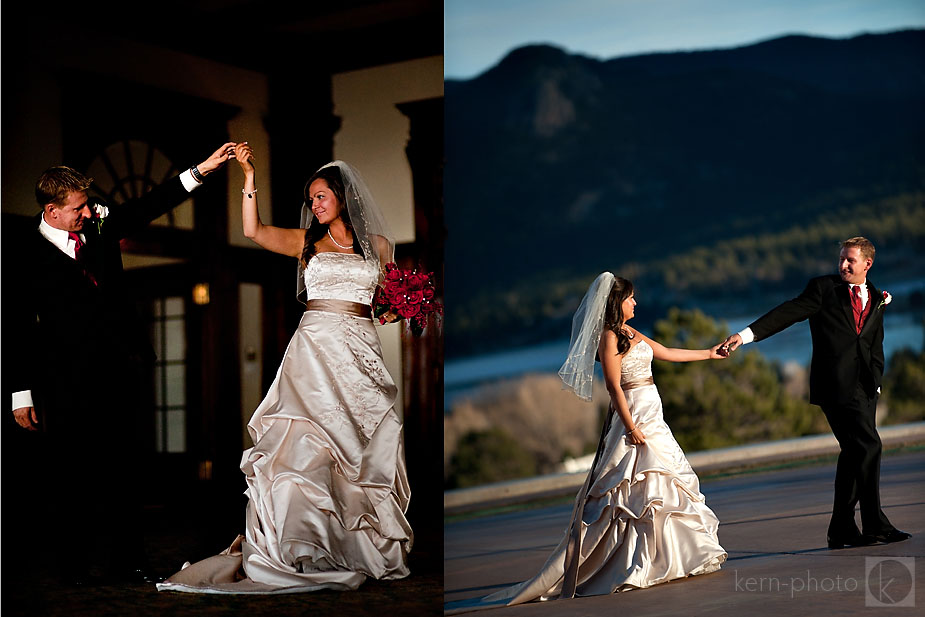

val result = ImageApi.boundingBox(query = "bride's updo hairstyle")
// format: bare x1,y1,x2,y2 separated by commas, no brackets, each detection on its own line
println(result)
300,165,362,266
603,277,634,355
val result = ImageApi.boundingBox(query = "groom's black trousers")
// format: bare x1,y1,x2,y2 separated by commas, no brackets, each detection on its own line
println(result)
40,354,150,574
820,383,893,536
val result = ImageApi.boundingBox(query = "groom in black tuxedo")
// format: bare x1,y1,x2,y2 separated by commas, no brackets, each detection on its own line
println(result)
722,237,910,549
9,142,236,584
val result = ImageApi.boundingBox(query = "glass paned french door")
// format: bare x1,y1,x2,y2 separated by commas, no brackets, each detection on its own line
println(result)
150,296,187,453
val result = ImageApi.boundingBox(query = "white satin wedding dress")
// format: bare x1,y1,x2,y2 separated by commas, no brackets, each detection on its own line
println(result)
158,252,412,594
448,339,725,611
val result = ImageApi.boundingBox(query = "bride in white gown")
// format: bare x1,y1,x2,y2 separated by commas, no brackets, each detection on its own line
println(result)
158,145,412,594
447,273,726,611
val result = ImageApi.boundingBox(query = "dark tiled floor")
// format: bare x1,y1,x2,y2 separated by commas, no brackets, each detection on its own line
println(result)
3,490,442,617
3,414,442,617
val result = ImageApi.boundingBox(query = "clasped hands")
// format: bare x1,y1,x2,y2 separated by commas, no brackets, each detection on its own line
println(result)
196,142,239,175
715,333,743,358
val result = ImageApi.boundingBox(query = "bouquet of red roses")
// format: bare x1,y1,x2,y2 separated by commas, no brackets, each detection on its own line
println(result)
373,262,443,336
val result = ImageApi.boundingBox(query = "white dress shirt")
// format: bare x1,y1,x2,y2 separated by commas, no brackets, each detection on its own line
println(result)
39,214,82,258
12,169,200,411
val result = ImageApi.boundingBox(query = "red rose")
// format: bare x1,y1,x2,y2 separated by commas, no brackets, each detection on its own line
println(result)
384,262,398,273
389,289,406,304
398,304,420,318
407,291,424,305
386,269,402,282
406,273,424,290
423,287,434,300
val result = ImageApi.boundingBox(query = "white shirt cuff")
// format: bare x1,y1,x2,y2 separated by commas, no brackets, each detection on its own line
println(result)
13,390,34,411
180,169,201,192
738,327,755,345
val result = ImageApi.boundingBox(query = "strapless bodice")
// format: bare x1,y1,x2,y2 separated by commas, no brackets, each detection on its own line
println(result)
304,252,379,305
621,339,653,384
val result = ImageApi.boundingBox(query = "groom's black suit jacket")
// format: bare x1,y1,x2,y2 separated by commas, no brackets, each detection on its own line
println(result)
748,274,885,407
11,176,192,430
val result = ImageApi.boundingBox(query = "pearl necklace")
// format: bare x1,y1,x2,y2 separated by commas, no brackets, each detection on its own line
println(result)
327,229,353,250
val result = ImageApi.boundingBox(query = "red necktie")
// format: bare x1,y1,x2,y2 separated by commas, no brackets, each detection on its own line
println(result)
851,286,863,333
68,232,97,285
68,232,85,260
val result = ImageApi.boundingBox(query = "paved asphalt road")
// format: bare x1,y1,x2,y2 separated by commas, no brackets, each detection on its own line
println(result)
445,449,924,616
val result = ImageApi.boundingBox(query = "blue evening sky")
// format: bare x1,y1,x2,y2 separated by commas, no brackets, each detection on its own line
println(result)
445,0,925,79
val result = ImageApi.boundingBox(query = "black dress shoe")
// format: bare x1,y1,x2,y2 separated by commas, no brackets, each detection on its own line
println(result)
869,529,912,544
827,533,878,549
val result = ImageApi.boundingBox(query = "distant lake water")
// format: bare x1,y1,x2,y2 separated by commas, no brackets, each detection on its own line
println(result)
445,281,924,410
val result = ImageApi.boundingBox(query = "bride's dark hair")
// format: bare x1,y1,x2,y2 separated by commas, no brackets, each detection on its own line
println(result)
300,165,362,266
603,277,634,355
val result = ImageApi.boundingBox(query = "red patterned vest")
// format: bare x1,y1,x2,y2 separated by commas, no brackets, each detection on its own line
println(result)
852,286,873,334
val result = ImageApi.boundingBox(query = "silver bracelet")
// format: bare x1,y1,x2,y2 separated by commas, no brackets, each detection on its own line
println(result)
242,188,258,199
190,165,204,183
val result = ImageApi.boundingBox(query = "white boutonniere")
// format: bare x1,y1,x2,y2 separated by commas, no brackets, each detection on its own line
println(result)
877,291,892,310
92,202,109,234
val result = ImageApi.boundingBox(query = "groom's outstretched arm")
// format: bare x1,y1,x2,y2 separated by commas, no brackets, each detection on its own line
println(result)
749,277,824,341
103,142,236,240
723,277,824,352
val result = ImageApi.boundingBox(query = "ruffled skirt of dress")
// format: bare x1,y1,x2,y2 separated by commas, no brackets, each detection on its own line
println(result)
446,384,725,612
158,309,413,594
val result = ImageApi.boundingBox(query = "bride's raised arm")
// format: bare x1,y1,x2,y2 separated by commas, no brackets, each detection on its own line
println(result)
235,142,304,258
627,326,726,363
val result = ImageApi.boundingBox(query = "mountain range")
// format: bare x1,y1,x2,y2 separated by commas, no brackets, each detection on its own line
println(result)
444,29,925,358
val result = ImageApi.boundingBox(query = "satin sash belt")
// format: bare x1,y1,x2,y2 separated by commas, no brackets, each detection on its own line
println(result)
621,376,655,391
305,299,372,319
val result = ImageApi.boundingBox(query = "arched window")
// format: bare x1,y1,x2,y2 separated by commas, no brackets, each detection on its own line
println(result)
85,139,194,229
